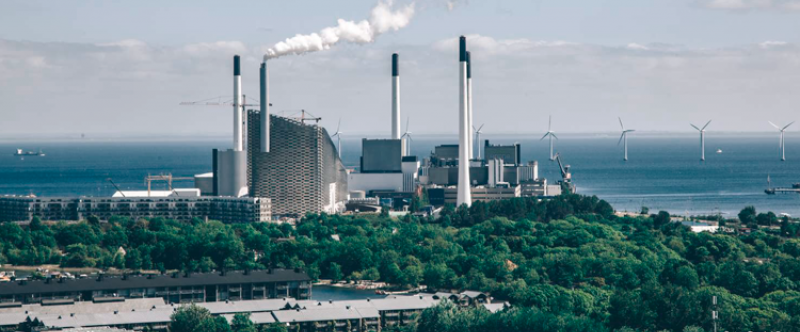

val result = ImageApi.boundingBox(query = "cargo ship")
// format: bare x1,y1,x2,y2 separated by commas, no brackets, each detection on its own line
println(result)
14,149,45,157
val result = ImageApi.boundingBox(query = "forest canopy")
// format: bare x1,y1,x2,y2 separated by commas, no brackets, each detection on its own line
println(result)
3,194,800,331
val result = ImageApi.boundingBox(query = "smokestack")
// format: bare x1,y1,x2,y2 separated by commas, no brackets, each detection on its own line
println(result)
233,55,243,151
457,36,472,207
260,59,270,152
467,51,473,160
392,53,400,140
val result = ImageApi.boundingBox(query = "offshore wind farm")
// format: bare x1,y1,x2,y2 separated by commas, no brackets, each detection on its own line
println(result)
3,132,800,216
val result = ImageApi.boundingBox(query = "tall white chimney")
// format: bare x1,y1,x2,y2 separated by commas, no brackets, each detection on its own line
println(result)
467,51,473,160
233,55,243,151
260,58,270,153
457,36,472,207
392,53,401,140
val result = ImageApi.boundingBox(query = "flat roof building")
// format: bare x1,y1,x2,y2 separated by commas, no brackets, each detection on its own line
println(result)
0,196,271,223
0,270,311,305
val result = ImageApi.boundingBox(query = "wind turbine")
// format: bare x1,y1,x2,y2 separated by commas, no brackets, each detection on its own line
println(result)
401,117,412,156
690,120,712,161
769,121,794,161
332,118,343,159
540,116,558,161
473,124,484,160
618,117,635,161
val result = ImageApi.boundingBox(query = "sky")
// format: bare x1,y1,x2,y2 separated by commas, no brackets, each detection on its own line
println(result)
1,0,800,138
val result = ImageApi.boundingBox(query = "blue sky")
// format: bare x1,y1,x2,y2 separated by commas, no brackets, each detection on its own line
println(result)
1,0,800,136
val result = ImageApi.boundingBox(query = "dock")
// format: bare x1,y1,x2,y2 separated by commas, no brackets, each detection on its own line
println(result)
765,183,800,195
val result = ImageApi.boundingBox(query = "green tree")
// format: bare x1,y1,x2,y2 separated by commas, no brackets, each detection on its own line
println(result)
654,211,671,228
738,206,757,229
231,313,256,332
170,304,229,332
329,262,343,282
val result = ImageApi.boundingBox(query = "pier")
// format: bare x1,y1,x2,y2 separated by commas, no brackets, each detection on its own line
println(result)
765,183,800,195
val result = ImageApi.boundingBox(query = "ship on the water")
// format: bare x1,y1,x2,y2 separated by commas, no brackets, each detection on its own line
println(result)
14,149,45,157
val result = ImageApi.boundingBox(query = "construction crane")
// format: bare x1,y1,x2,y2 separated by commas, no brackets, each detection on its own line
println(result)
179,95,263,108
106,178,125,197
554,153,576,194
296,109,321,124
145,174,193,197
554,153,571,183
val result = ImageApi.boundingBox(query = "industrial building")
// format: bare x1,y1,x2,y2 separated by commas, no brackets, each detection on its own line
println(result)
0,196,271,223
245,112,348,217
0,269,311,305
191,54,349,218
484,141,521,166
345,54,421,200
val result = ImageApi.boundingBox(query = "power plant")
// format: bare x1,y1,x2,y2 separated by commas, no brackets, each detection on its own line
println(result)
1,35,578,223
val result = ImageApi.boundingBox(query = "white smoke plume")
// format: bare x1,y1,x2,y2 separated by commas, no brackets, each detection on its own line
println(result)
264,1,415,60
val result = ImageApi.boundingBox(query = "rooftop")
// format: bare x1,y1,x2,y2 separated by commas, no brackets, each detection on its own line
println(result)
0,270,310,297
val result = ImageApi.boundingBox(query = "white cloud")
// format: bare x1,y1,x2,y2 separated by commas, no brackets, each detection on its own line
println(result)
433,35,576,56
698,0,800,10
626,43,650,51
181,41,249,57
1,37,799,136
760,40,788,48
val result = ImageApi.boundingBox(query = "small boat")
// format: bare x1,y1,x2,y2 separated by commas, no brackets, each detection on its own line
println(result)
14,149,45,157
716,149,722,154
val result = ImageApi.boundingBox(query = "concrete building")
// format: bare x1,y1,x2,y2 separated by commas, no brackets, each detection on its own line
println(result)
246,113,348,217
401,156,420,192
348,173,403,193
0,196,271,223
0,270,311,305
516,161,538,183
360,139,402,173
443,185,520,205
520,179,547,197
484,141,521,166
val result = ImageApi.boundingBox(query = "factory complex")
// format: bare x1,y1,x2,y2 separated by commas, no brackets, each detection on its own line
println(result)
0,36,573,224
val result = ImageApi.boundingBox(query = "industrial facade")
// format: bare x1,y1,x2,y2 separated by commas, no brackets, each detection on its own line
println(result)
484,141,521,166
443,185,521,205
361,139,402,173
247,112,348,216
0,196,271,223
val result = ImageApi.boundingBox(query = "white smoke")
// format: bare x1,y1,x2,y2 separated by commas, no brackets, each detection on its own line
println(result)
264,1,415,60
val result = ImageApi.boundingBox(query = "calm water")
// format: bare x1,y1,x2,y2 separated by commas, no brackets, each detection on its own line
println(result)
2,133,799,216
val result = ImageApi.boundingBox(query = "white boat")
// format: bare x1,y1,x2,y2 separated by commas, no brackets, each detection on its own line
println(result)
716,149,722,154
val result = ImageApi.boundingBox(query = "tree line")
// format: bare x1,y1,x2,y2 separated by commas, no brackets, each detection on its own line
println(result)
2,195,800,330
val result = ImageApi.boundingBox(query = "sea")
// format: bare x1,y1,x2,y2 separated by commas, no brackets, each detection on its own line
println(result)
2,132,799,217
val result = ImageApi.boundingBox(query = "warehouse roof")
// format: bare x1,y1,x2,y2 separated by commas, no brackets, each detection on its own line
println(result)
272,307,378,323
195,298,295,315
0,298,165,315
36,310,173,328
